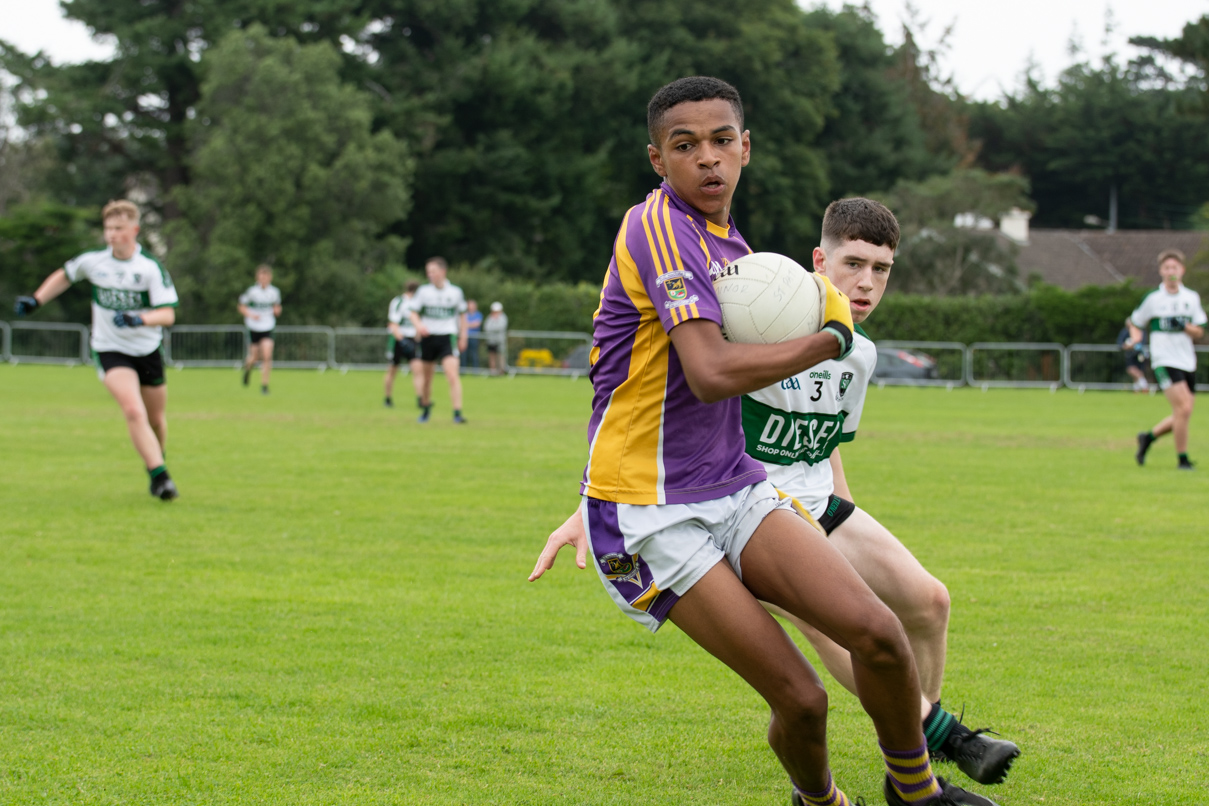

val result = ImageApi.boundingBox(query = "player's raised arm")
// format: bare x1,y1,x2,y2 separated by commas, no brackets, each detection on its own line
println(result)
528,504,587,582
14,268,72,315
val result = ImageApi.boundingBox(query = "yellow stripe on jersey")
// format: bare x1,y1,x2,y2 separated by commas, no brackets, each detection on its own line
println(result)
640,194,678,324
583,210,670,505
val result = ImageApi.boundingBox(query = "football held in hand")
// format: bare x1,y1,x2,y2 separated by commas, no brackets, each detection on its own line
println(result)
712,252,824,344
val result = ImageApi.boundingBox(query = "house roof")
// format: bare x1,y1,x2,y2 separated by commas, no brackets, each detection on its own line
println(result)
1011,229,1209,290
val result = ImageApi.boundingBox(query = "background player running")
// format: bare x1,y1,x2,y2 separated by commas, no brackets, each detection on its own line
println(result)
384,280,423,409
746,198,1020,788
1131,249,1206,469
409,257,469,424
14,200,180,500
531,77,996,806
238,264,282,395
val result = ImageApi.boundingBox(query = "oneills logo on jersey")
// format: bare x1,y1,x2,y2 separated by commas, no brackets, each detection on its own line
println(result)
837,372,854,401
599,553,643,588
709,260,737,280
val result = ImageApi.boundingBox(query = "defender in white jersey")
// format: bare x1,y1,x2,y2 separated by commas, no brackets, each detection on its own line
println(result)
754,199,1019,788
238,264,282,395
1130,249,1207,469
14,200,180,500
408,257,469,424
383,280,423,409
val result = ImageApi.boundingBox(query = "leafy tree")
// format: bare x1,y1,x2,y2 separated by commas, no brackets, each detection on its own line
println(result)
967,57,1209,229
168,26,412,325
876,169,1032,295
0,202,99,323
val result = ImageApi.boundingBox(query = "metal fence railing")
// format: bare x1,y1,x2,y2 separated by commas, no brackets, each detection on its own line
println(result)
8,322,91,365
505,330,592,377
163,325,246,367
968,342,1066,390
3,320,1207,392
873,340,967,387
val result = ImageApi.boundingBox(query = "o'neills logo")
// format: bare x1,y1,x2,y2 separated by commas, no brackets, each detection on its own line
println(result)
709,260,738,280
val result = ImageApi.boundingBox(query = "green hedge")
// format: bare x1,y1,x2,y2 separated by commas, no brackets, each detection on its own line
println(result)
860,283,1151,345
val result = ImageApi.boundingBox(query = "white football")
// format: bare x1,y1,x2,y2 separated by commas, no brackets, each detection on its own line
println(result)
711,252,824,344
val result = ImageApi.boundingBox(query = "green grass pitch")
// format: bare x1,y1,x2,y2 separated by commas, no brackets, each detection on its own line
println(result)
1,364,1206,804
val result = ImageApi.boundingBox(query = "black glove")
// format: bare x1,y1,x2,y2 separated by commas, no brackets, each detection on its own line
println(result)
113,311,144,328
14,295,39,316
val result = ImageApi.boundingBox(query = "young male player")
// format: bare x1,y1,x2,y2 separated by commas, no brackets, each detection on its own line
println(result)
530,77,996,806
384,280,422,408
238,264,282,394
409,257,469,424
13,200,180,500
1131,249,1206,469
746,198,1019,788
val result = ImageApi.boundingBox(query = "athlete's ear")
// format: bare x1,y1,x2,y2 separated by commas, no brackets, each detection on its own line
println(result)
648,143,667,177
812,246,828,274
740,129,751,168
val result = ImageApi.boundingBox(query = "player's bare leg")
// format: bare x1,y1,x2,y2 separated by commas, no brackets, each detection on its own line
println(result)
384,363,399,403
667,560,834,792
242,342,260,386
104,367,165,469
258,338,274,391
141,383,169,456
409,357,424,402
441,354,463,410
739,509,926,751
1163,382,1194,454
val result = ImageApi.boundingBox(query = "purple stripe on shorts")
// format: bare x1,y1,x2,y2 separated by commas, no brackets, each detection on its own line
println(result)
585,498,680,624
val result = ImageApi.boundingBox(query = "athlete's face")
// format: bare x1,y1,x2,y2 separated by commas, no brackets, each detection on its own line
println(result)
648,99,750,228
257,270,272,288
813,239,894,324
426,261,447,287
103,215,139,260
1159,257,1185,289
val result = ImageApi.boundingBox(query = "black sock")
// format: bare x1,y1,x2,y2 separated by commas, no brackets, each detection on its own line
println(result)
148,465,169,480
453,409,462,418
923,701,960,753
416,396,424,409
1179,452,1190,463
385,396,392,405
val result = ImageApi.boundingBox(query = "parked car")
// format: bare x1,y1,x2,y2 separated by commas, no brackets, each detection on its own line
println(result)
874,346,939,380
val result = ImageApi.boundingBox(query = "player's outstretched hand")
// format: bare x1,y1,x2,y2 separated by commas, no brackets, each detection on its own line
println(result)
113,311,144,328
528,505,588,582
815,273,855,360
14,295,39,316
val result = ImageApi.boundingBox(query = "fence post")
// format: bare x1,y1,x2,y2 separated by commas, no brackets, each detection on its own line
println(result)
0,320,10,363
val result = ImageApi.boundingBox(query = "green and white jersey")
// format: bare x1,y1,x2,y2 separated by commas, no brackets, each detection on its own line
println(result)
388,293,417,338
64,245,178,356
412,282,467,336
1130,284,1207,372
741,330,876,518
239,283,282,332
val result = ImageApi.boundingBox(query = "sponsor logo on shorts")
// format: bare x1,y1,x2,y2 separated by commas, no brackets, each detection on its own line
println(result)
663,294,699,310
599,552,643,588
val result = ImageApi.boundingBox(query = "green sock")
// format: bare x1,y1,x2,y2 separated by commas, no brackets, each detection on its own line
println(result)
148,464,167,479
1179,453,1190,462
923,701,957,753
1148,431,1157,440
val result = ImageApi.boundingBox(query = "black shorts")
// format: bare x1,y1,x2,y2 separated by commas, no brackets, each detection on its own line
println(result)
97,349,166,387
249,329,274,344
390,336,417,365
486,343,500,354
1124,350,1146,371
1154,366,1197,393
420,334,456,363
817,494,856,534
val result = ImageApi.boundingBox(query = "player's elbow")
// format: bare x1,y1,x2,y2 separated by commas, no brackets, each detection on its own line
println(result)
683,369,729,404
160,308,176,326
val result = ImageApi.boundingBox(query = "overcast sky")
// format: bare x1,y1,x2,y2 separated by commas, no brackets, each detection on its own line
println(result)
3,0,1207,100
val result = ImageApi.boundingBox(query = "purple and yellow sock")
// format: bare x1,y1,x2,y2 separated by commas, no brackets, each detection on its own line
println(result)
794,770,853,806
881,742,942,803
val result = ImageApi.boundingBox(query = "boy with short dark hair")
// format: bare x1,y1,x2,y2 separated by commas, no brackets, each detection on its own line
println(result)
531,77,996,806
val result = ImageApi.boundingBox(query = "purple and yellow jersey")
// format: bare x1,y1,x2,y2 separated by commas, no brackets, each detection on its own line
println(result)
580,183,767,505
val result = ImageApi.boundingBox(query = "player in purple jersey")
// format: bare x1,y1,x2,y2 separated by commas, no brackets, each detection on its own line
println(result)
530,77,996,806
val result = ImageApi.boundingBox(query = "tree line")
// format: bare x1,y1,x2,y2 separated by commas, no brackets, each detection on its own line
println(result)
1,2,1207,327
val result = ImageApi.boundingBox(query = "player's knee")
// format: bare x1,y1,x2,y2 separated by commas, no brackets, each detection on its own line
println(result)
847,605,911,671
771,676,829,738
903,578,950,634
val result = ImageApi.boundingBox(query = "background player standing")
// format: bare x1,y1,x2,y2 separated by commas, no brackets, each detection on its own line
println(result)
238,264,282,394
13,200,180,500
409,257,469,424
531,77,996,806
384,280,422,408
1131,249,1206,469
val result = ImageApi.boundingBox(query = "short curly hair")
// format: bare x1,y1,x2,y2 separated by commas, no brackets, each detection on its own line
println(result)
820,198,900,252
647,76,744,145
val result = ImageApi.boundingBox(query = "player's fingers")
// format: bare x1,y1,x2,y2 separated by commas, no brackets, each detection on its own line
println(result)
528,540,561,582
574,535,588,569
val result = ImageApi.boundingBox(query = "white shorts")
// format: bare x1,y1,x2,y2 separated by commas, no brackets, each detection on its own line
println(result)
583,480,793,633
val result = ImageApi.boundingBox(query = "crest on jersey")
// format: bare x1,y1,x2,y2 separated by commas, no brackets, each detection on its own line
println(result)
664,276,687,301
837,372,854,401
599,552,643,588
133,273,141,283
